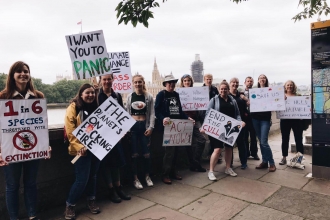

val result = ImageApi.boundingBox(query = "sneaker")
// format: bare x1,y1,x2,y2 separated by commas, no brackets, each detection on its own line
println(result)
133,179,143,190
64,205,75,220
208,171,217,181
87,199,100,214
115,185,131,200
145,176,154,187
279,158,287,165
225,168,237,177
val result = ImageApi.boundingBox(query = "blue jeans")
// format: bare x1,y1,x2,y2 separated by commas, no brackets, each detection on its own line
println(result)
131,121,150,175
66,152,100,206
252,119,274,165
4,159,40,220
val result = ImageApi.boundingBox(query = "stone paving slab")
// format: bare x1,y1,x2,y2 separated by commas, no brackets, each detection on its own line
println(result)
124,204,195,220
205,176,280,204
180,192,249,220
303,178,330,196
264,187,330,220
260,169,310,189
136,181,210,210
233,165,269,180
82,196,154,220
173,169,225,188
232,204,303,220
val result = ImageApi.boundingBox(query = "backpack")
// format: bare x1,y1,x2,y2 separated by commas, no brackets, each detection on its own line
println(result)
64,105,80,147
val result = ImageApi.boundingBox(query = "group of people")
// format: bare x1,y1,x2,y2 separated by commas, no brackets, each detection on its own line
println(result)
0,61,306,220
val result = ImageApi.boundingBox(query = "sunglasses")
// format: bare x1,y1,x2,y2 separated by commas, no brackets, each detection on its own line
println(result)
16,70,29,74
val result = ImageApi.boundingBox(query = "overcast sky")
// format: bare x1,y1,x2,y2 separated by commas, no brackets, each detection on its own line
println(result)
0,0,323,86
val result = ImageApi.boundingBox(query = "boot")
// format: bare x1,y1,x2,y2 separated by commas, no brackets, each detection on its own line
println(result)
115,185,131,200
109,187,121,203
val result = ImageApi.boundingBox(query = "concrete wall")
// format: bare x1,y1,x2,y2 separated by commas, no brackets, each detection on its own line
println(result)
0,114,280,219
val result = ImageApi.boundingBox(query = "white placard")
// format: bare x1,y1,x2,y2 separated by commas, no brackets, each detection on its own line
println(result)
202,109,242,146
176,87,209,111
72,96,136,160
108,51,133,93
249,86,286,112
162,119,194,146
66,30,110,80
276,96,311,119
0,99,49,163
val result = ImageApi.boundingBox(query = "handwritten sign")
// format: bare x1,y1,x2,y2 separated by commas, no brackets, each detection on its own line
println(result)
162,119,193,146
176,87,209,111
108,51,133,93
202,109,242,146
0,99,49,163
72,96,135,160
276,96,311,119
66,30,110,80
249,86,286,112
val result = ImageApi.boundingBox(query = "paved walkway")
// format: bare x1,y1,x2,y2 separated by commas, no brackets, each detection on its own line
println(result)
42,128,330,220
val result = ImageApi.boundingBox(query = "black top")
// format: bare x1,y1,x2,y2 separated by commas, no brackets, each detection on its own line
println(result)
165,90,181,119
131,92,146,115
229,91,247,121
98,88,123,107
203,84,219,100
219,96,235,119
250,111,272,121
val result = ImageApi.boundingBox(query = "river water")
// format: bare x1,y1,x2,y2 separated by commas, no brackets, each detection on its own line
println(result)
47,108,67,125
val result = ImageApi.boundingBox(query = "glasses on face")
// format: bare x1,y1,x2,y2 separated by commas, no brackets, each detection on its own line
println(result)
16,70,29,74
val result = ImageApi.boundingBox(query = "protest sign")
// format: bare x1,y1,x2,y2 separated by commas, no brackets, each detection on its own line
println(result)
249,86,286,112
162,119,193,146
176,87,209,111
72,96,135,160
66,30,110,80
202,109,242,146
108,51,133,93
276,96,311,119
0,99,49,163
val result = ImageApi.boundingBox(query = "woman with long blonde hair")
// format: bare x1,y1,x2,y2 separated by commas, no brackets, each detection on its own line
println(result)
126,74,155,189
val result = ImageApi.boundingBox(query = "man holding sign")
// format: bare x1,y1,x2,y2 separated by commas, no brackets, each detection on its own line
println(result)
200,81,245,180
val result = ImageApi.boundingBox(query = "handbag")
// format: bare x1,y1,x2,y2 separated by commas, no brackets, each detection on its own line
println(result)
288,152,305,169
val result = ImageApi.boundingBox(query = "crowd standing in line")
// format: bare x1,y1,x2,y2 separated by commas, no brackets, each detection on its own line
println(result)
0,61,51,220
1,65,311,219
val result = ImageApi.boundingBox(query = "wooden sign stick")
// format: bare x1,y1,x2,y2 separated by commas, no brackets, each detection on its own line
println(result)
71,155,81,164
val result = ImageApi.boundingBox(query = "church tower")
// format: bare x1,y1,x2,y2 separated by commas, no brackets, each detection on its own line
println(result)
191,54,204,82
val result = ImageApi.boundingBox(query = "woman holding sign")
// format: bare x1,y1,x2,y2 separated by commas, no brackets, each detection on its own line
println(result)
64,83,100,219
251,74,276,172
98,74,131,203
201,81,245,180
0,61,49,220
279,80,304,165
180,74,206,172
126,74,155,189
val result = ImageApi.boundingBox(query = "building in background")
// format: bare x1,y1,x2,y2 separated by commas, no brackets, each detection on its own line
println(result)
191,54,204,83
146,58,166,98
55,73,72,82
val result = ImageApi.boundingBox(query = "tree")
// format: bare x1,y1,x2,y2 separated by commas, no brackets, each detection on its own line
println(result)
115,0,330,28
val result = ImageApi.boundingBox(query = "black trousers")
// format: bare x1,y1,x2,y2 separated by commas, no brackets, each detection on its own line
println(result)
244,116,258,156
280,119,304,156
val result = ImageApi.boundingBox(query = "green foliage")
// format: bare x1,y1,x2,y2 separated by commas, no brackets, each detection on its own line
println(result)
115,0,329,28
116,0,166,28
0,73,7,91
293,0,330,21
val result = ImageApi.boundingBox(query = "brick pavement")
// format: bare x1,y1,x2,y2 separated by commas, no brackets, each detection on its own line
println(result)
39,128,330,220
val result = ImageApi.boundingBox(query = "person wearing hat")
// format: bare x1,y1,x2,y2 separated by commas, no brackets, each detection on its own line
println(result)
154,74,194,184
